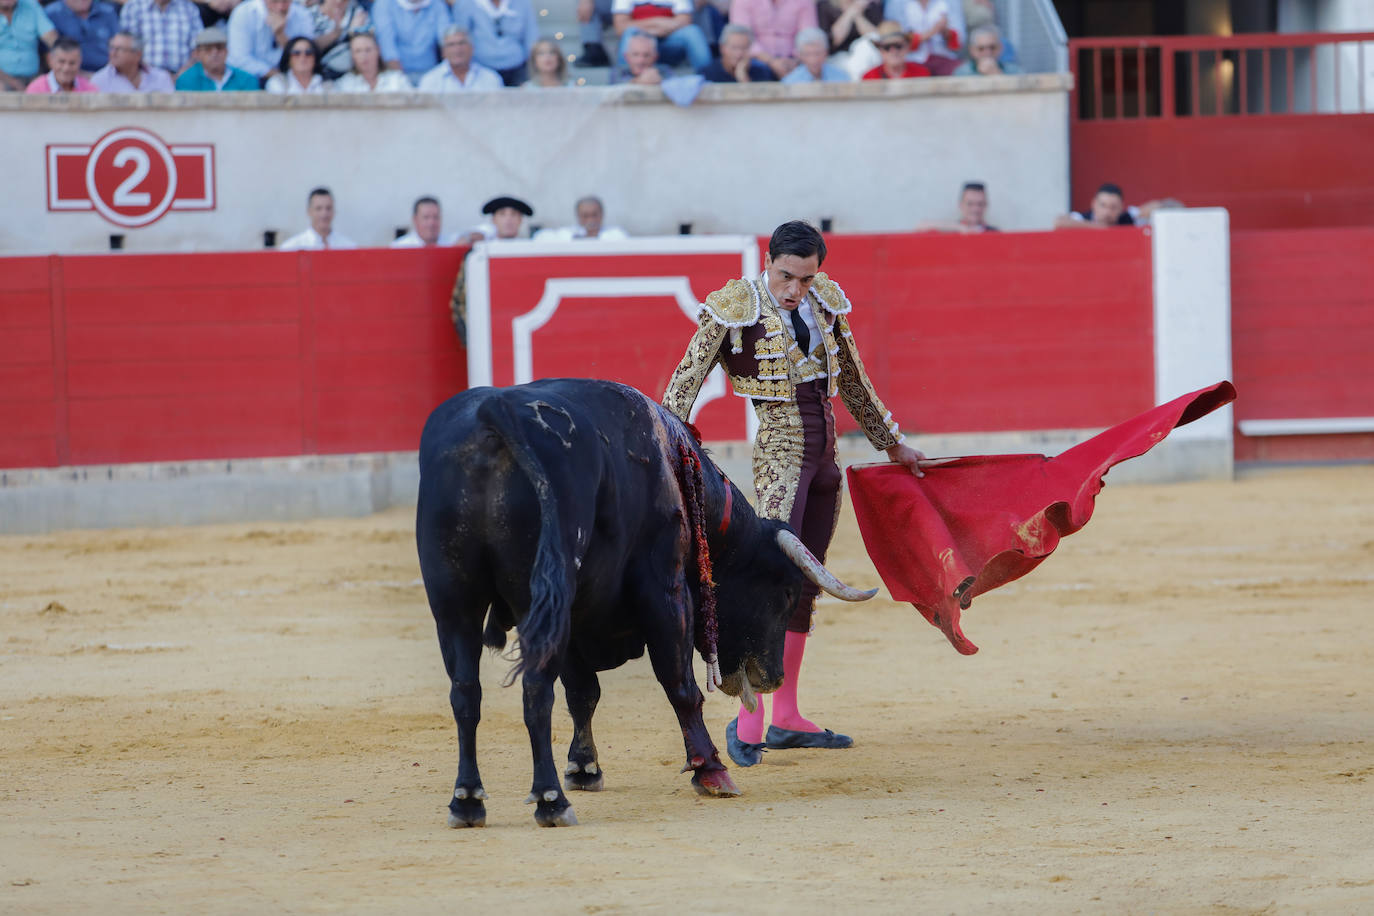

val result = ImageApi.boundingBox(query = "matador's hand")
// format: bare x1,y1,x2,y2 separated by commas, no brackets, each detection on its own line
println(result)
885,442,927,478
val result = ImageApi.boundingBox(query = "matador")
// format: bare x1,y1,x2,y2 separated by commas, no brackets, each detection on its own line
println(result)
662,220,926,767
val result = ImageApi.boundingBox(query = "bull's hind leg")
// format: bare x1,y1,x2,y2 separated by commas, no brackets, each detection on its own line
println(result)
560,659,604,792
434,611,488,828
523,666,578,826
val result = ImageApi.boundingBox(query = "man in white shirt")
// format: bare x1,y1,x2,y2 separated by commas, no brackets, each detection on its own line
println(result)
418,26,501,92
279,187,358,250
226,0,313,79
533,196,630,241
391,196,460,247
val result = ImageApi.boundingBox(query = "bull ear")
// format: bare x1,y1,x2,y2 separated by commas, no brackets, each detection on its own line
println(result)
775,530,878,601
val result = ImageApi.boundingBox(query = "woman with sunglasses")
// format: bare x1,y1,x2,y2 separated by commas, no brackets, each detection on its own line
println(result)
860,20,929,79
266,36,330,93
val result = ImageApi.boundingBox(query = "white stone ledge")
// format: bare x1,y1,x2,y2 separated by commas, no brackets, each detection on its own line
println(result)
0,72,1072,113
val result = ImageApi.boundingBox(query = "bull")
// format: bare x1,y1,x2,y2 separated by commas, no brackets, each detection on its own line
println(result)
415,378,877,827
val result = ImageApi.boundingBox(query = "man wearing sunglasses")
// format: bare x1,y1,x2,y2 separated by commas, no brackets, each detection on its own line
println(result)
860,20,928,79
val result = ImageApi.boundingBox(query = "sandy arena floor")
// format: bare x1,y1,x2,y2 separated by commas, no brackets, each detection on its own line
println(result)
1,464,1372,914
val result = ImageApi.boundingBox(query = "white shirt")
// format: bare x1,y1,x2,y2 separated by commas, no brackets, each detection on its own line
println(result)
417,60,503,92
532,225,630,242
265,72,329,94
899,0,953,63
390,229,461,247
334,70,415,92
279,227,358,250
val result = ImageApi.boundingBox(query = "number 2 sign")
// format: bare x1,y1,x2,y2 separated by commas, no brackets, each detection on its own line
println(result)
46,127,215,228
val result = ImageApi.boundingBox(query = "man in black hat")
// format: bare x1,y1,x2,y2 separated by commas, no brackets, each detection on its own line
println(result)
468,195,533,242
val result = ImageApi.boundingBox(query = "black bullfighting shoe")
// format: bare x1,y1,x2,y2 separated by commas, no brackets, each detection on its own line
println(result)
725,718,766,767
764,725,854,750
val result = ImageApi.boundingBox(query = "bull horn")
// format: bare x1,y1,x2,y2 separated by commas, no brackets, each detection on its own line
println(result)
775,530,878,601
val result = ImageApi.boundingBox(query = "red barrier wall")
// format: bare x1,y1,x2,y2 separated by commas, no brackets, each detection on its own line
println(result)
2,232,1158,472
1231,226,1374,462
1071,116,1374,230
2,248,467,470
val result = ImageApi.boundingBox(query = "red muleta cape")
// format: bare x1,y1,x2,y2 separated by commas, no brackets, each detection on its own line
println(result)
846,381,1237,655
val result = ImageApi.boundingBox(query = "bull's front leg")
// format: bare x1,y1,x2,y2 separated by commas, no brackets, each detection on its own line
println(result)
522,667,578,826
643,599,740,798
560,659,604,792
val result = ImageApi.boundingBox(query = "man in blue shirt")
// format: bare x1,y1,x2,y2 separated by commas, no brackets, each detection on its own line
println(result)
372,0,450,79
699,23,774,83
780,27,848,83
226,0,311,79
44,0,117,71
1,0,59,89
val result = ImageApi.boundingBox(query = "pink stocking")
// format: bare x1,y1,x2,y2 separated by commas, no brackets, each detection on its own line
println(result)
735,694,767,744
770,630,820,733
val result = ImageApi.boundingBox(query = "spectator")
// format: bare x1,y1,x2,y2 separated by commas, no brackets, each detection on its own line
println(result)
226,0,312,78
860,20,926,79
917,180,998,233
607,30,665,84
780,27,846,83
118,0,200,72
371,0,449,80
611,0,709,73
523,36,567,87
727,0,813,79
1055,183,1181,229
175,24,258,87
952,23,1019,75
883,0,958,75
574,0,610,67
700,23,773,83
534,195,629,241
264,33,325,91
192,0,239,31
44,0,119,72
333,31,411,90
91,30,175,88
452,0,536,86
309,0,368,79
816,0,881,79
417,25,500,90
392,196,461,247
280,187,357,249
0,0,59,90
470,194,532,240
26,36,96,90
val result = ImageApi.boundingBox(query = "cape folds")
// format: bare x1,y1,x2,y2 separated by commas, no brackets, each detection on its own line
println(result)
846,381,1238,655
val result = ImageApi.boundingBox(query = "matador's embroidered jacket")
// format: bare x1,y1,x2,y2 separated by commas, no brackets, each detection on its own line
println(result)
662,271,904,522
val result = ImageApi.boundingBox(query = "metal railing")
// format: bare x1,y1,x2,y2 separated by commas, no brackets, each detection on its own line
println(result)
1071,31,1374,120
996,0,1068,74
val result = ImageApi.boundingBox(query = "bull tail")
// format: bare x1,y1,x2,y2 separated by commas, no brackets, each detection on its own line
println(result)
476,397,572,680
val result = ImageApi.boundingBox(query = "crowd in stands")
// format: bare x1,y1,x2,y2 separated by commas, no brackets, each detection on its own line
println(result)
3,0,1026,93
272,188,627,250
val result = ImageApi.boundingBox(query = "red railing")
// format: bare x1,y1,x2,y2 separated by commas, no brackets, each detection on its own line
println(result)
1070,31,1374,120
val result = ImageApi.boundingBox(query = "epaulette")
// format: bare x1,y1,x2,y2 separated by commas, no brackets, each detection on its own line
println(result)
700,279,760,328
809,272,852,316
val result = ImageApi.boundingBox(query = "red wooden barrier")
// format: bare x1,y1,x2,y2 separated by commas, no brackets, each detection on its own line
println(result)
1069,32,1374,230
1230,226,1374,462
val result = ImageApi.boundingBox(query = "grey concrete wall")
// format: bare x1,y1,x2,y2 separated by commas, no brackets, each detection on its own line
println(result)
1,74,1072,255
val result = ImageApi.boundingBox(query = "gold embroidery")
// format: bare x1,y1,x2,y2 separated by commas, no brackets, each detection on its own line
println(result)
662,310,727,422
833,313,902,450
751,399,804,521
701,279,759,327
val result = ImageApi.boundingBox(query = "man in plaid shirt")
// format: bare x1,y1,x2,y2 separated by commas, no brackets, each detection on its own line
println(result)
118,0,199,72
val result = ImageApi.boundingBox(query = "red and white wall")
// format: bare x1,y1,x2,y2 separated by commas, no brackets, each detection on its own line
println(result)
3,213,1370,532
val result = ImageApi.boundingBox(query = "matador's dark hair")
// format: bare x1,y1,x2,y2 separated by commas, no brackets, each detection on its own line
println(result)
768,220,826,267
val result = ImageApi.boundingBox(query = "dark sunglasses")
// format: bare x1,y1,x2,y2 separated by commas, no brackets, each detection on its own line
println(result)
291,47,316,56
879,42,907,51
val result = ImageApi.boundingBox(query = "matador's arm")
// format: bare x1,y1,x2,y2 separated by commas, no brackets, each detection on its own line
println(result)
662,309,728,422
833,312,905,451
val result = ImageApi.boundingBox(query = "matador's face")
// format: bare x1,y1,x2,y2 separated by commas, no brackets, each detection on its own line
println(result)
764,253,819,311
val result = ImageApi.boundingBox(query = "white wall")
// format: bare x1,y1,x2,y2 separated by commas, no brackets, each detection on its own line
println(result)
0,75,1071,254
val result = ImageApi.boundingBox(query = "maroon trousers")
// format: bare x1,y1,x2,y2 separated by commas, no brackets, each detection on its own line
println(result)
785,379,842,632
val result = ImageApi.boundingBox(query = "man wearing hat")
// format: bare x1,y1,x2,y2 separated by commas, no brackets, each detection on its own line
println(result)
175,26,259,89
469,194,534,242
860,20,929,79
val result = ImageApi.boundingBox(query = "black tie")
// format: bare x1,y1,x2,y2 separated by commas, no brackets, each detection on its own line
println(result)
789,307,811,357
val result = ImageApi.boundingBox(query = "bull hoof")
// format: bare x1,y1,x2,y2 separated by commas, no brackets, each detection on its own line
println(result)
564,761,604,792
691,768,741,798
447,801,487,828
526,789,578,827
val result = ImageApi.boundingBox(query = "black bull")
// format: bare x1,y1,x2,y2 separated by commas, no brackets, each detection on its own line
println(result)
416,379,876,827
